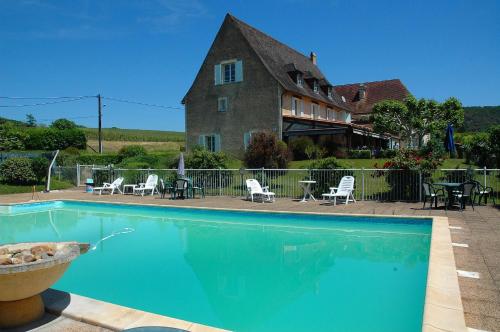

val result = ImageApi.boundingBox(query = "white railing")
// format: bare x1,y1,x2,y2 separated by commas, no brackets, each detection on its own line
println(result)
55,165,500,203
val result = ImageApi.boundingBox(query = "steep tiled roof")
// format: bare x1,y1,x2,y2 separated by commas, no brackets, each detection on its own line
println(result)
334,79,410,115
228,14,351,112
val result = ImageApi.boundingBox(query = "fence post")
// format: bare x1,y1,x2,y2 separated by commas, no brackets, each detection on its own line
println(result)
419,170,422,202
76,164,80,187
219,168,222,196
361,168,365,201
484,166,487,187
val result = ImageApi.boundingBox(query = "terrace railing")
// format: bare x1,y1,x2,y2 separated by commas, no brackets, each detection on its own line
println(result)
55,165,500,203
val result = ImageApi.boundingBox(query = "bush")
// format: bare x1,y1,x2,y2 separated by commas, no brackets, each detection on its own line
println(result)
0,125,28,151
462,133,491,167
420,137,447,159
25,128,87,150
309,157,345,169
182,148,228,169
244,132,290,168
0,157,37,185
117,145,147,161
308,157,351,197
334,147,348,159
349,149,372,159
31,157,49,182
289,136,314,160
50,119,77,130
119,154,161,168
377,149,397,158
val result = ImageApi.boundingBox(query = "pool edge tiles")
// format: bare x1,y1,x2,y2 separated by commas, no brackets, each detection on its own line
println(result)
1,199,465,332
422,216,467,332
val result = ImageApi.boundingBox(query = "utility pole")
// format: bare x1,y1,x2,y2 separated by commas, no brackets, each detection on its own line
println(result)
97,94,103,154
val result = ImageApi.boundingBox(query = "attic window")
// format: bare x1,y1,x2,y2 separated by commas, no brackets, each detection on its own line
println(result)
327,87,333,99
313,81,319,94
296,73,303,87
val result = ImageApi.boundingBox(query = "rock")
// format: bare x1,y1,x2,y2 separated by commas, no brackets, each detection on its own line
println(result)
12,252,24,258
23,254,36,263
0,257,13,265
0,248,8,255
11,257,23,264
9,249,22,255
31,245,55,257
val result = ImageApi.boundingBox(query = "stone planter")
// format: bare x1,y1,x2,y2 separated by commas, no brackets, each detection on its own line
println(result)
0,242,89,328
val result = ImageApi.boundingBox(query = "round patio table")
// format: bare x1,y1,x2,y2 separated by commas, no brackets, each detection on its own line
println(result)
433,182,461,208
299,180,316,202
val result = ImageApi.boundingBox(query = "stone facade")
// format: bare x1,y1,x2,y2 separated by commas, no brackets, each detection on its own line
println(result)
183,17,281,158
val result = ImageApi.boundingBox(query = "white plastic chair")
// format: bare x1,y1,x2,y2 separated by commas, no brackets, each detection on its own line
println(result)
133,174,159,196
93,177,124,195
322,176,356,206
246,179,275,203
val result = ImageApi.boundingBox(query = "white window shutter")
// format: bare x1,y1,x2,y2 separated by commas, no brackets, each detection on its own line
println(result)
214,64,221,85
214,134,221,152
198,135,205,148
300,100,304,116
235,60,243,82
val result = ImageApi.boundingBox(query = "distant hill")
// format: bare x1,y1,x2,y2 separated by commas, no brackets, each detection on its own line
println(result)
81,127,184,142
461,106,500,132
0,117,26,127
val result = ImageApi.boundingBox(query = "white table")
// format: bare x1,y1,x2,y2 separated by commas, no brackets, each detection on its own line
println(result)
123,184,137,195
299,180,316,202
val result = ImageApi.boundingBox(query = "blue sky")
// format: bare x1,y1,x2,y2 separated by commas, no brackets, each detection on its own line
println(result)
1,0,499,131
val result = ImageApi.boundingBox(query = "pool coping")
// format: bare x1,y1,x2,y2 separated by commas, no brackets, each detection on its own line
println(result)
2,199,467,332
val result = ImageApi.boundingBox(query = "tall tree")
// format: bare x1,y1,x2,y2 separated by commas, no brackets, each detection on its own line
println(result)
372,96,464,148
25,113,36,127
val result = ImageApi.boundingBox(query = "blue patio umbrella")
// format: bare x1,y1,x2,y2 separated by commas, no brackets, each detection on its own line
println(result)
177,152,185,177
444,123,456,153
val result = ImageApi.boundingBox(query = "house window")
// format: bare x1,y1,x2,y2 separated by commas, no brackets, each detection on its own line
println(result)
345,112,352,123
214,60,243,85
296,73,303,87
223,63,236,83
243,131,255,150
291,97,302,116
218,97,228,112
311,103,319,119
327,87,333,99
199,134,220,152
327,108,332,120
313,81,319,94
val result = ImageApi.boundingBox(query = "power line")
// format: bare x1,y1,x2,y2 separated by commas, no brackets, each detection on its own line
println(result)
102,96,183,110
0,97,90,108
37,115,97,123
0,96,94,100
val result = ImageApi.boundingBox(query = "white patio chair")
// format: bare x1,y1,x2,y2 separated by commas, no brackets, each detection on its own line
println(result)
246,179,275,203
93,177,124,195
133,174,159,196
322,176,356,206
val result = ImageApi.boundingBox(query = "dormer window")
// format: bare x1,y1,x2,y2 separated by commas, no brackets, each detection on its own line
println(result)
313,80,319,94
296,73,303,87
327,87,333,99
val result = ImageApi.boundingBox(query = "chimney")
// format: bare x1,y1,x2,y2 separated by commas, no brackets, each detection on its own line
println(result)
310,52,317,65
358,83,366,100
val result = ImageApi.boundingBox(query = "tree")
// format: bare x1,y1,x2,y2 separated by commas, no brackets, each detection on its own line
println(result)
244,132,290,168
372,96,464,148
26,114,37,127
50,118,77,130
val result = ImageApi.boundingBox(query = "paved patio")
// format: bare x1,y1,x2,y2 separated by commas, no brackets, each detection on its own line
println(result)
1,189,499,331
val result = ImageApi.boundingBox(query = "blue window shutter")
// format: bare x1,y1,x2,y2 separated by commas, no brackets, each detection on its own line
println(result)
214,64,221,85
215,134,221,152
235,60,243,82
243,132,251,150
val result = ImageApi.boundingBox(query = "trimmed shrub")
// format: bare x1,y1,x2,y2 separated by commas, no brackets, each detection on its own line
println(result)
289,136,314,160
31,157,49,182
308,157,351,197
377,149,397,159
0,126,27,151
244,132,290,169
25,128,87,150
50,119,77,130
0,157,37,184
182,148,228,169
349,149,372,159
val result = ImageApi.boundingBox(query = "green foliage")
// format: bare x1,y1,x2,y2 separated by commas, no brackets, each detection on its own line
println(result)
183,148,228,169
288,136,314,160
304,145,326,160
376,149,397,158
50,118,77,130
460,126,500,168
117,145,147,161
25,128,87,150
25,114,36,127
460,106,500,132
0,157,37,185
0,124,28,151
349,149,372,159
31,157,49,182
372,95,464,147
487,125,500,167
420,137,447,159
244,132,290,169
119,154,160,168
309,157,345,170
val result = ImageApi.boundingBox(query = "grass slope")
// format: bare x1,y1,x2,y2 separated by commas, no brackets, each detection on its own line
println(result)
82,128,184,142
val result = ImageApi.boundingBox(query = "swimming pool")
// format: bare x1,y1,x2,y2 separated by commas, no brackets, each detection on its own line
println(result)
0,200,432,331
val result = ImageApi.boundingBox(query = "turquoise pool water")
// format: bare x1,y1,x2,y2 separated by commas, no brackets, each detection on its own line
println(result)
0,201,432,332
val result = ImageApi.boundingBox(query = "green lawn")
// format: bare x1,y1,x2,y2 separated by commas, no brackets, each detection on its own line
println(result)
0,179,74,195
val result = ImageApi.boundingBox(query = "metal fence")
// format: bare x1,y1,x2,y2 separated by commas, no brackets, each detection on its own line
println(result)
55,165,500,203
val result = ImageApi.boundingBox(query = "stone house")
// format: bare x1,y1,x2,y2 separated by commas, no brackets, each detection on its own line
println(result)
183,14,397,157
